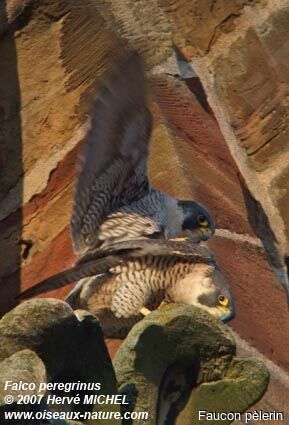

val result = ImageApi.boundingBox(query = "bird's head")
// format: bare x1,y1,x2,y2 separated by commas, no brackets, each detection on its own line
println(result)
177,200,215,243
195,267,235,322
168,264,235,322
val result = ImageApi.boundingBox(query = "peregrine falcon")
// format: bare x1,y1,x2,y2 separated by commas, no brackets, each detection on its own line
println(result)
70,51,215,255
18,239,235,337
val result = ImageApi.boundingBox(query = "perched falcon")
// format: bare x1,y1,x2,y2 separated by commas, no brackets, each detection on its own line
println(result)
18,239,235,338
70,51,215,255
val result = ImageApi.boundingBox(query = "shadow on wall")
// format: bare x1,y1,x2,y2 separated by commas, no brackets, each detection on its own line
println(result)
0,1,23,315
238,173,280,266
238,173,289,305
156,361,200,425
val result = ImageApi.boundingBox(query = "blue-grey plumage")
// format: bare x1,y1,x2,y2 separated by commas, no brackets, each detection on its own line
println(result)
70,51,215,255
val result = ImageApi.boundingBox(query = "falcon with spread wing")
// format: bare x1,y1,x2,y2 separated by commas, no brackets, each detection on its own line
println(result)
18,239,235,338
70,51,215,256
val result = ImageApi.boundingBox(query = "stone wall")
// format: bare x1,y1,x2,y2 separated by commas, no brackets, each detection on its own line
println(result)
187,0,289,283
1,0,289,396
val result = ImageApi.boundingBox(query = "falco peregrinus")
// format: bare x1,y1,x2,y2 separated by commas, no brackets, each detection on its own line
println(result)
70,51,215,255
18,239,235,338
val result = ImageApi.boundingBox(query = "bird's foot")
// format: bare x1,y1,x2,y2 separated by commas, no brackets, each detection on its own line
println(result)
140,307,151,316
158,301,168,309
170,237,189,242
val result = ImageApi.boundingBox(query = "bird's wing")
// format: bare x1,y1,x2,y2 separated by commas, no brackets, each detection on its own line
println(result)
17,239,214,300
65,274,110,310
16,256,121,300
71,51,152,254
128,238,215,262
77,238,215,265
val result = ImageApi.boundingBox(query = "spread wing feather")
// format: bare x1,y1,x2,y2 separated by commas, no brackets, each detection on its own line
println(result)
76,238,215,264
71,51,152,254
16,256,121,300
17,239,214,300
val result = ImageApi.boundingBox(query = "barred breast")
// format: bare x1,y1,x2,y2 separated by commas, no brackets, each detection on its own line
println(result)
110,255,195,293
68,256,196,338
72,273,164,338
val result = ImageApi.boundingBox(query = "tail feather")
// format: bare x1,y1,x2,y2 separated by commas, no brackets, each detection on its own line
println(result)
16,256,120,300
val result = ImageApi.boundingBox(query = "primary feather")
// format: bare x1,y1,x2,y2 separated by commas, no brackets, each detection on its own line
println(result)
17,239,214,299
70,50,215,255
71,52,152,254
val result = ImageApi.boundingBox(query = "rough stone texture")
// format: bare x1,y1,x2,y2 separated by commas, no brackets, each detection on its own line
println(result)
213,26,289,171
271,164,289,241
185,1,289,287
105,332,289,423
0,299,119,424
231,331,289,424
159,0,257,55
0,299,117,397
89,0,171,65
0,349,48,424
113,304,269,425
177,358,268,425
0,349,46,405
0,300,121,424
1,0,289,415
0,299,118,424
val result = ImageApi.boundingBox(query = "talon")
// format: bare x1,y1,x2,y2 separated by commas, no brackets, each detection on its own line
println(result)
158,301,168,309
140,307,151,316
170,237,188,242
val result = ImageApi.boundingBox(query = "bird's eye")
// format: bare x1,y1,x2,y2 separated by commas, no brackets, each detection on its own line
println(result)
198,215,209,226
218,295,228,306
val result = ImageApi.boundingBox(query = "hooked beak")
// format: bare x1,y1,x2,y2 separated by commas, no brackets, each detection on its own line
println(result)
187,227,214,243
220,306,235,323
